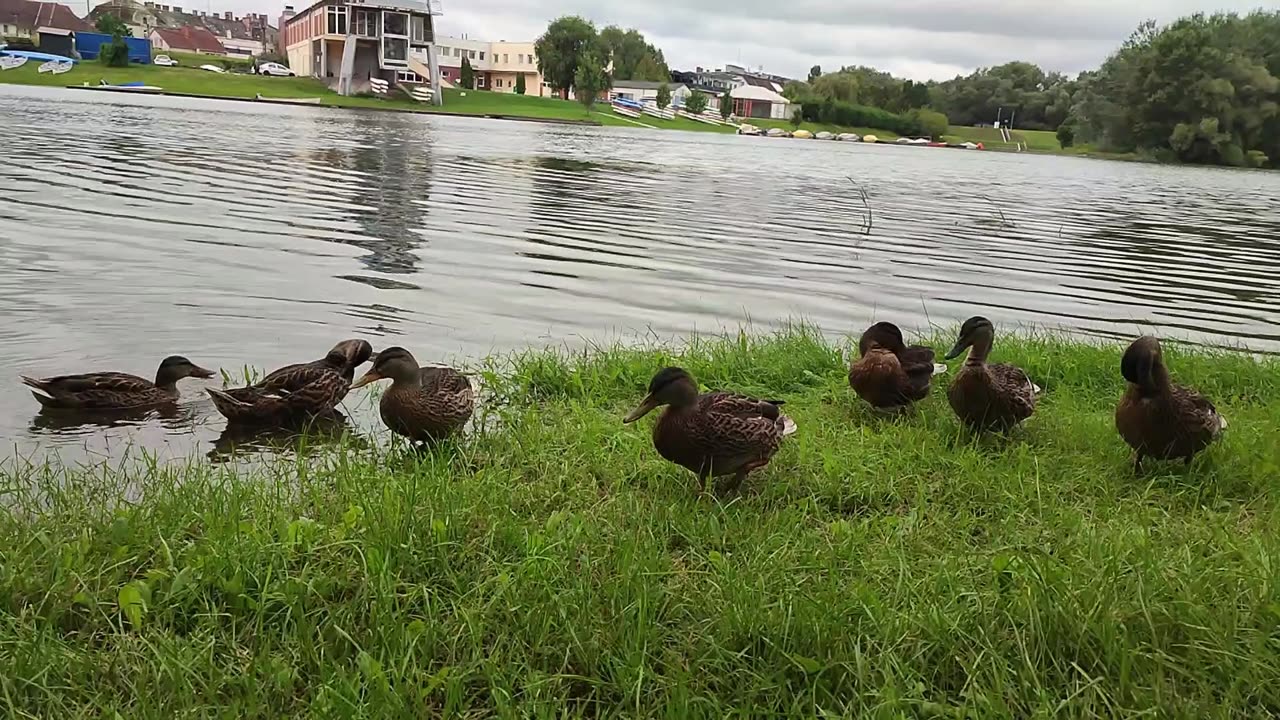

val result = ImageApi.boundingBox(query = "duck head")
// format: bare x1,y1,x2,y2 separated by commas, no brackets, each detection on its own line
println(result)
624,366,699,423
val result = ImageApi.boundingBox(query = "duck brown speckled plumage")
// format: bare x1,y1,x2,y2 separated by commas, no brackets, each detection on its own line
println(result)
22,356,215,411
945,317,1039,431
206,339,373,425
1115,336,1226,472
848,321,944,411
624,367,796,494
350,346,474,443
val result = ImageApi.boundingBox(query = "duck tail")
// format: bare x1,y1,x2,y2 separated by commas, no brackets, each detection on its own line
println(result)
20,375,47,392
1217,413,1228,432
932,363,948,375
206,387,250,418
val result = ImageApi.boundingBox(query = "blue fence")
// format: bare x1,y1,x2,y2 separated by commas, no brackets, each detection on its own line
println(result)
76,32,152,64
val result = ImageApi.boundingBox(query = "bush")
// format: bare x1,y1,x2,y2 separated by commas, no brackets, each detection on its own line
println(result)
460,58,474,90
790,109,802,128
656,82,671,110
1245,149,1269,168
99,34,130,67
909,108,948,139
514,72,526,95
684,90,708,115
719,90,732,119
1219,143,1245,167
1056,122,1076,148
798,97,917,135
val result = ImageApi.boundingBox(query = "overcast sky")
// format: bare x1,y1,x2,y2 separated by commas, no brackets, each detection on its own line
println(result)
146,0,1270,80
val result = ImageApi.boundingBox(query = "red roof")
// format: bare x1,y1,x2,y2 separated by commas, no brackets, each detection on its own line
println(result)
151,25,226,54
0,0,92,32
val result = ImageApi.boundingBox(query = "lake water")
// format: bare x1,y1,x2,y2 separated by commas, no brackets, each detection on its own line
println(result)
2,84,1279,463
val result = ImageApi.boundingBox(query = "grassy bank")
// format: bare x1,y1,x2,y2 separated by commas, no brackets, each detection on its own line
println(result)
3,326,1280,716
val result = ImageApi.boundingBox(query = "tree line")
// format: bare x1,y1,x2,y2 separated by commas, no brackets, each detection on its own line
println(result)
534,16,670,109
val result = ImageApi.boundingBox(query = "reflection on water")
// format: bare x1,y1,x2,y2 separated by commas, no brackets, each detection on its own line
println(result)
1,84,1279,464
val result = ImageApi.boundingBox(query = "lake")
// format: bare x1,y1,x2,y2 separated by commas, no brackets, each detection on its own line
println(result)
2,84,1279,463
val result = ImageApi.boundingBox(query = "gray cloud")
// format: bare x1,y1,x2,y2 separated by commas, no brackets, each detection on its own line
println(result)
185,0,1270,80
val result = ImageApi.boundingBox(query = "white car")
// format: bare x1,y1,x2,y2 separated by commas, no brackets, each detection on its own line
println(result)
153,54,178,67
199,64,225,73
256,62,295,77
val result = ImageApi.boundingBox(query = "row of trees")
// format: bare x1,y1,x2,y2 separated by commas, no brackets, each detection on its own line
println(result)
534,16,670,108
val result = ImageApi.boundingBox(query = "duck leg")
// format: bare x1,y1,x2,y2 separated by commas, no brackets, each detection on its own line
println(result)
716,469,750,496
1132,451,1144,474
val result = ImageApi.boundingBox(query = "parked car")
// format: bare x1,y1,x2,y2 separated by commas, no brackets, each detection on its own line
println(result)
255,62,295,77
199,64,225,73
152,54,178,66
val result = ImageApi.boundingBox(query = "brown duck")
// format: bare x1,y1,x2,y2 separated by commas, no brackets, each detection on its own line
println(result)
207,339,373,425
848,321,945,411
944,317,1039,431
1115,336,1226,471
349,347,474,442
623,367,796,494
22,356,215,411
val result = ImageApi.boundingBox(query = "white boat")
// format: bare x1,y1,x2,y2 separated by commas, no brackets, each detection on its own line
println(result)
39,60,72,74
737,123,761,136
199,64,225,73
766,127,791,138
0,55,29,71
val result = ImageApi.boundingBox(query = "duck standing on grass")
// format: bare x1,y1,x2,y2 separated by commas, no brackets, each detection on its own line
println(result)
944,317,1040,431
623,367,796,495
848,321,946,411
349,347,474,443
22,355,215,411
1115,336,1226,472
206,339,373,425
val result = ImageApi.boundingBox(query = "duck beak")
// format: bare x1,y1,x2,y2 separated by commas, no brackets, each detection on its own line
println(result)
944,338,967,361
349,370,383,389
191,365,217,379
623,394,659,424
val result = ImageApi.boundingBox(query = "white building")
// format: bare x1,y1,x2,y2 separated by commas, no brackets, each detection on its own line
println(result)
610,80,690,104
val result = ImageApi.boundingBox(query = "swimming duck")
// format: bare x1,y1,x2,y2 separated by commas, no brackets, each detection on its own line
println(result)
206,339,373,425
22,355,215,411
623,367,796,494
944,317,1039,431
1115,336,1226,471
349,347,474,443
848,321,945,411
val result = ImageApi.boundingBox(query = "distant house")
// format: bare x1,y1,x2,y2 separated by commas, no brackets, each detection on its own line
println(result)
149,25,226,54
91,0,274,56
730,84,793,120
432,35,546,95
0,0,91,39
610,79,690,105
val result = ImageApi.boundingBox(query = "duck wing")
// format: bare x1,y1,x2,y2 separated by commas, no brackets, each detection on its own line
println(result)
898,345,940,398
1171,384,1227,436
988,362,1038,419
208,363,348,423
22,372,164,409
697,391,793,449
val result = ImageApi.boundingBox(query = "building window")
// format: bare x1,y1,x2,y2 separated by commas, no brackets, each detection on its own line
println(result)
478,51,484,60
325,5,346,35
382,11,406,37
452,47,459,56
352,9,374,37
397,70,419,83
495,78,501,87
468,49,475,59
501,53,507,63
517,53,523,64
410,15,426,43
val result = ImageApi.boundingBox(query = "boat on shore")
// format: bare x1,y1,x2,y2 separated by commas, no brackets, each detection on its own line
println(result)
255,94,322,104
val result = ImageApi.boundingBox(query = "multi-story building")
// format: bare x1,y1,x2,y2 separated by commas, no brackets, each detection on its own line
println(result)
281,0,443,102
433,35,546,95
90,1,274,56
0,0,91,39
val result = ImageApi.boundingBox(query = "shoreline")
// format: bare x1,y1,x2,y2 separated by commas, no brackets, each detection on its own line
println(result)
61,84,604,126
2,327,1278,715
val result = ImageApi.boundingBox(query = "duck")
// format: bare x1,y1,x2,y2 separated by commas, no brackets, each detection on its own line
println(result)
623,366,796,494
206,339,373,425
1115,336,1226,471
848,321,945,411
349,346,474,443
944,317,1039,431
22,355,215,411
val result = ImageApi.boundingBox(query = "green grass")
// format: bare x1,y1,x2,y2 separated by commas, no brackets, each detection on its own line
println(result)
943,125,1142,161
3,325,1280,716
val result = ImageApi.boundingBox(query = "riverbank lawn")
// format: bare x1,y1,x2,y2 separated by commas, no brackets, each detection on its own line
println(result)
3,327,1279,716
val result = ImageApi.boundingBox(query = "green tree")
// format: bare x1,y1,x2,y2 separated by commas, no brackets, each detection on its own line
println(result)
536,16,600,98
514,72,526,95
573,53,610,110
719,89,733,119
99,32,130,67
656,82,671,110
599,25,669,81
1056,121,1076,148
909,108,949,138
460,57,474,89
95,14,131,37
790,109,803,128
684,90,708,115
808,65,821,82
